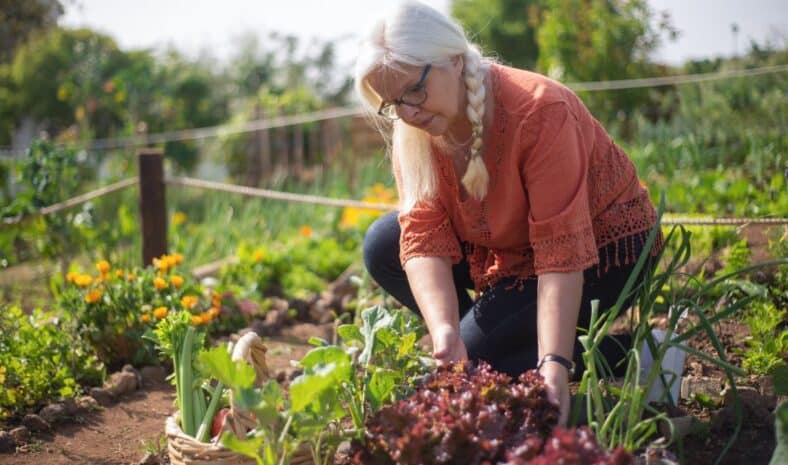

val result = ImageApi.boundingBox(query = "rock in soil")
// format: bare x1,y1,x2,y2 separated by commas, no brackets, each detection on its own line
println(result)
140,365,167,385
38,402,68,424
122,364,144,387
21,414,50,433
76,395,99,411
137,451,162,465
9,426,29,445
89,387,116,406
105,371,139,397
0,431,15,453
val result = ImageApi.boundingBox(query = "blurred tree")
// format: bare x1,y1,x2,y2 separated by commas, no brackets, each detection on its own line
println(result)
451,0,543,69
0,0,65,63
535,0,676,138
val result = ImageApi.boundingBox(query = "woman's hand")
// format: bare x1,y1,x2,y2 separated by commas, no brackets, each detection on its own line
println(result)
431,326,468,365
539,362,571,427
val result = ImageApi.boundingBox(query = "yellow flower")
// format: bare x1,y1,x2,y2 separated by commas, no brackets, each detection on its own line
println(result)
96,260,111,274
127,273,137,281
191,315,203,326
115,270,124,278
85,289,103,304
153,277,168,290
180,295,199,310
172,211,187,226
209,307,220,318
140,314,151,323
199,311,212,324
253,249,265,262
66,272,78,283
153,306,168,319
170,275,184,288
211,296,222,308
299,225,313,238
655,295,665,305
0,366,6,384
75,274,93,288
172,253,184,265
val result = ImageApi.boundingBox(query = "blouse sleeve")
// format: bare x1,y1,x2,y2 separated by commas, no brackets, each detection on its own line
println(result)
521,102,599,274
392,151,462,268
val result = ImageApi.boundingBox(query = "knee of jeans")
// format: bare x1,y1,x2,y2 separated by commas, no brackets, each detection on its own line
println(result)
362,212,400,280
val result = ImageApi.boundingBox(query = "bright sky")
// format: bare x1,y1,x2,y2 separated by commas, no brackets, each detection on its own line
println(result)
60,0,787,67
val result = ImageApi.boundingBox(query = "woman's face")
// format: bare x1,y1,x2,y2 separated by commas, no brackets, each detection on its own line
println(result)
366,58,465,137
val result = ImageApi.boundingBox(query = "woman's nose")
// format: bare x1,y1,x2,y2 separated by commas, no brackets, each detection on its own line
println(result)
397,104,420,122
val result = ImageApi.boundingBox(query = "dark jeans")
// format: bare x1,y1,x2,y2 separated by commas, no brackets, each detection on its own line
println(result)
363,212,653,380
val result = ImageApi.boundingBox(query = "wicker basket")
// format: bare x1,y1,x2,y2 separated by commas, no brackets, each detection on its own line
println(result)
166,332,313,465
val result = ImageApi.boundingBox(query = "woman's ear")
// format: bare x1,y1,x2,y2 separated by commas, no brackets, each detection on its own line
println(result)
451,54,464,75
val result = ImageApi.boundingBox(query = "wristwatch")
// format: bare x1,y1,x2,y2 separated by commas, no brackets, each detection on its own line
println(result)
536,353,576,377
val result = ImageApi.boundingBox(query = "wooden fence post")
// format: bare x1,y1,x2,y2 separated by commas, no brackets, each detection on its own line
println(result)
138,148,167,267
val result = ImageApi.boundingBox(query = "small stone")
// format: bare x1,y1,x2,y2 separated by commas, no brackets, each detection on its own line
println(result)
0,431,15,453
122,364,144,387
140,365,167,385
9,426,29,445
89,387,116,406
105,371,139,397
38,403,67,424
62,398,79,416
76,395,99,411
680,376,724,401
689,362,704,376
21,414,50,433
722,385,775,417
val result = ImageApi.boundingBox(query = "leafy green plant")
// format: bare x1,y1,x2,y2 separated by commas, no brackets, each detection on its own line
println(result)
0,305,104,419
738,301,787,375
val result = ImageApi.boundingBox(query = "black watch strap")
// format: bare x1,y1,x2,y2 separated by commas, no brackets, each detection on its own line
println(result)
536,353,576,377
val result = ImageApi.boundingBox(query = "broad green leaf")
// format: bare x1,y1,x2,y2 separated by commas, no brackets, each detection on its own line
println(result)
337,324,363,343
290,347,352,413
397,332,417,358
366,368,397,412
199,345,256,389
359,306,394,365
221,433,264,465
252,380,285,426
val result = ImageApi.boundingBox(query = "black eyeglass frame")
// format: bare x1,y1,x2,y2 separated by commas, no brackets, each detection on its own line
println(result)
377,64,431,120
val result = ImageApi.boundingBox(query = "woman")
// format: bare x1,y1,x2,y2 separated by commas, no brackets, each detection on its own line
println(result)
355,1,662,426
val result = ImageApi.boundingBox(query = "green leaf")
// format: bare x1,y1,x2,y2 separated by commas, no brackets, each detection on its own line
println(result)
366,368,397,412
359,306,394,366
307,336,328,347
290,346,352,413
199,345,256,389
773,365,788,396
221,432,264,465
337,324,363,343
397,332,417,358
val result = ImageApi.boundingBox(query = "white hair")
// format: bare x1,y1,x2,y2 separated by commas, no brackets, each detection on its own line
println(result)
354,0,493,211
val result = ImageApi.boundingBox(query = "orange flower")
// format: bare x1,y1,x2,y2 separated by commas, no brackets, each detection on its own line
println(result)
85,289,103,304
153,277,168,290
180,295,199,310
253,249,265,262
153,306,168,319
95,260,111,274
190,315,203,326
127,273,137,281
75,274,93,288
140,314,151,323
299,225,313,238
66,272,78,283
172,253,184,265
115,270,124,278
209,307,220,318
199,311,212,324
170,275,184,288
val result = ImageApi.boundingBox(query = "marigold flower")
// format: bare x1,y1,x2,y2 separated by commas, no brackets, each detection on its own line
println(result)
209,307,220,318
115,270,124,278
75,274,93,288
153,306,168,319
170,275,184,288
211,296,222,308
253,250,265,262
180,295,199,310
299,225,313,238
85,289,103,304
191,315,203,326
172,211,187,226
66,272,78,283
153,277,168,290
172,253,184,265
127,273,137,281
140,314,151,323
96,260,111,274
199,311,212,324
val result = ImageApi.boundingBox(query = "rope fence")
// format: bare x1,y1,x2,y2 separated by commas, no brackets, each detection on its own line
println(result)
3,64,785,157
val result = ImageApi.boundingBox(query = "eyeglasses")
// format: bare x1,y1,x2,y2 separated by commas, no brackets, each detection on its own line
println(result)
377,64,431,120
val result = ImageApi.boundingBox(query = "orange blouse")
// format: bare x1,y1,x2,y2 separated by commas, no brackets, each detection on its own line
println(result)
395,64,662,292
